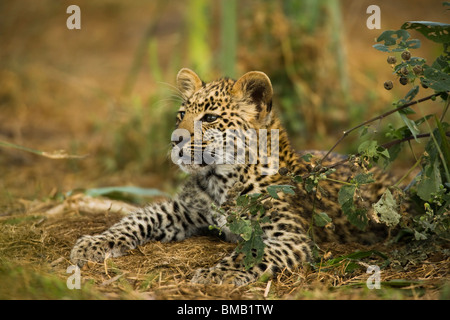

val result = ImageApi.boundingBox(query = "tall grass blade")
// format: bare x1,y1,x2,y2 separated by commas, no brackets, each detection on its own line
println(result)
220,0,237,78
188,0,211,75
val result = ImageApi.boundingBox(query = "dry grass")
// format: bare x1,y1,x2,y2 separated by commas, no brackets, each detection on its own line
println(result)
1,1,449,300
0,197,449,300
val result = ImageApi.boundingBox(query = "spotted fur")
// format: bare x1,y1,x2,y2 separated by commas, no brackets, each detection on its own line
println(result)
70,69,390,286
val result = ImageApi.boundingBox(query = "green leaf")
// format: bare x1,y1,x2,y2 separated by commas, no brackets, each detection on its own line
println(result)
301,153,313,162
281,185,295,195
305,176,317,193
76,186,168,199
414,230,428,240
417,160,442,202
359,126,369,138
267,186,280,199
346,207,369,231
338,185,368,230
379,148,391,160
435,117,450,176
235,223,266,270
358,140,379,158
247,193,263,199
376,29,410,45
405,85,420,102
236,195,249,207
388,143,403,162
266,185,295,199
399,113,420,141
432,54,449,71
338,185,356,205
259,216,271,224
388,114,433,141
405,39,421,49
319,250,388,272
401,21,450,44
240,233,266,270
372,44,390,52
421,65,450,92
314,212,332,227
249,203,263,216
354,173,375,185
229,219,252,241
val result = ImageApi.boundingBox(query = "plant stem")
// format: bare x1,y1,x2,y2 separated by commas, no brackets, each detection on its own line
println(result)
324,177,354,186
393,156,422,188
380,132,450,150
440,96,450,123
320,91,445,164
430,116,450,182
300,131,450,180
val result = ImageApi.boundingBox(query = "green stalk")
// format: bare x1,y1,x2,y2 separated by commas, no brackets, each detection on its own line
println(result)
188,0,211,75
148,39,163,83
220,0,237,78
393,156,422,188
434,116,450,182
326,0,349,100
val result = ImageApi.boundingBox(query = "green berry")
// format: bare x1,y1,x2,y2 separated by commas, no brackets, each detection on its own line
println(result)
401,51,411,61
384,80,393,90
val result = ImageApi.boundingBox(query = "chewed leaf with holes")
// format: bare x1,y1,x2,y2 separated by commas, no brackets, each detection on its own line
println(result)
401,21,450,44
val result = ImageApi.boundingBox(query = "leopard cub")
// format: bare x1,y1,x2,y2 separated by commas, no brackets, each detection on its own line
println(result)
71,68,390,285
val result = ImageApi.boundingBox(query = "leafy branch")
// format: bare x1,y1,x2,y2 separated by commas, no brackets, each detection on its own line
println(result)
288,9,450,239
309,11,450,239
211,183,295,270
319,91,445,165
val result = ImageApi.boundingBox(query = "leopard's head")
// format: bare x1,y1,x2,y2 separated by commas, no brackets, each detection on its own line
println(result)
171,68,275,174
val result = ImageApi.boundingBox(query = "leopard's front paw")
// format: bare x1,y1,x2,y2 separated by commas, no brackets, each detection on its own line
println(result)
190,267,256,286
70,235,112,267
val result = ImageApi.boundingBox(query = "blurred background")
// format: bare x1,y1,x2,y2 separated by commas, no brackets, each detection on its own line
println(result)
0,0,448,205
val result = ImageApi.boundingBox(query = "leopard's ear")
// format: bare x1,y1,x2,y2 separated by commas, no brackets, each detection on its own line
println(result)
177,68,203,100
231,71,273,114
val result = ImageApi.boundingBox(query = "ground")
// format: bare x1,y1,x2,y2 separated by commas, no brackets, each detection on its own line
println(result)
0,0,449,300
1,195,449,299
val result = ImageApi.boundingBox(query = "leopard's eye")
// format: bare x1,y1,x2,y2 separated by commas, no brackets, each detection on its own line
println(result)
178,111,185,120
202,114,219,123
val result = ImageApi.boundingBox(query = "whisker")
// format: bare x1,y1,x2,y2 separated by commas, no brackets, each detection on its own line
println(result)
157,81,184,99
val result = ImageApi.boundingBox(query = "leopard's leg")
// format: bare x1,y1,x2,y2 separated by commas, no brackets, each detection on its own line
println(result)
70,190,216,267
191,233,313,286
